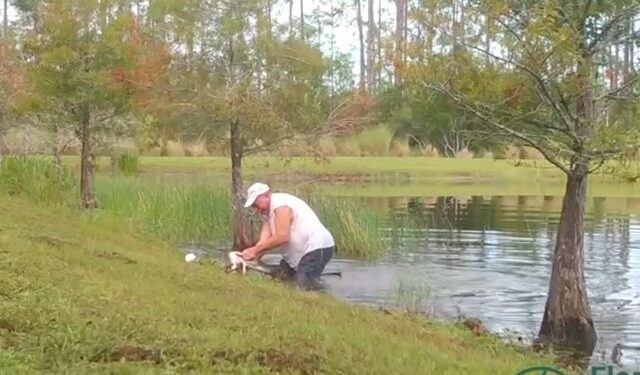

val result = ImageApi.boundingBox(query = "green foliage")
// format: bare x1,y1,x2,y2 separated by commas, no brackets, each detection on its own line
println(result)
0,157,75,205
116,154,139,176
355,124,394,156
23,1,134,110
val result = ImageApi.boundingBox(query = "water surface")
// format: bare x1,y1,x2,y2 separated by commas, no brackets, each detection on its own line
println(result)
194,194,640,369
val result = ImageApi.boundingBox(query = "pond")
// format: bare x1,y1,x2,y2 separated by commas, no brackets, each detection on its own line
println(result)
189,191,640,369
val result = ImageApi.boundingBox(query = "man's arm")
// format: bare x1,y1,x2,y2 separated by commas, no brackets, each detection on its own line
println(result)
254,220,271,247
240,206,292,260
254,206,292,254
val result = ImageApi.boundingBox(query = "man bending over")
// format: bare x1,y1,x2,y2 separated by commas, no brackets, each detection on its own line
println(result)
238,182,335,290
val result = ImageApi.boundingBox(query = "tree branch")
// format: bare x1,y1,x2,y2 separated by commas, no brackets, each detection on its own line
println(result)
597,73,640,101
588,157,606,174
587,4,640,52
426,83,571,175
592,29,640,54
447,32,577,132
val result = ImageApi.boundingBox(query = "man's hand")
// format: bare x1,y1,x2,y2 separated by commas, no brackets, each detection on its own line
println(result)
239,206,292,261
239,246,260,261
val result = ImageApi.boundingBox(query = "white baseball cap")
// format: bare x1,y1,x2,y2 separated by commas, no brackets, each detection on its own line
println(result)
244,182,270,208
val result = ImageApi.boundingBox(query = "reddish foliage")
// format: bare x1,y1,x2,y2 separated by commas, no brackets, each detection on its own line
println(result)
0,41,30,108
105,18,173,116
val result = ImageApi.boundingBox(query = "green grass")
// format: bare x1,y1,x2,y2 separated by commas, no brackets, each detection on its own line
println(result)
95,175,234,246
0,157,76,206
59,155,640,184
94,177,387,257
0,157,388,257
0,197,573,374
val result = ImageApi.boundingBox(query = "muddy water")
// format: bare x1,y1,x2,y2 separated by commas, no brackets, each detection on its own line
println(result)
192,194,640,369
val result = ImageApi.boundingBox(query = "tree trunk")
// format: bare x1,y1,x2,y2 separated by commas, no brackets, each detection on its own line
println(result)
230,118,253,251
54,127,63,175
3,0,7,37
366,0,376,94
289,0,294,38
485,13,491,65
299,0,304,41
538,164,596,353
377,0,382,86
356,0,365,91
394,0,405,87
79,105,97,209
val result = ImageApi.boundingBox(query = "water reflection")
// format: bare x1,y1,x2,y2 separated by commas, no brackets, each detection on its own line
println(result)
322,195,640,368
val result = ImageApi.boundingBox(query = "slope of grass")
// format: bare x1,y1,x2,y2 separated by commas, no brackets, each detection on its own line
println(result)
0,197,571,374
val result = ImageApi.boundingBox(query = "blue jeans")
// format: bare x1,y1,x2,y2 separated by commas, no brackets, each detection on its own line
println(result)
277,246,334,290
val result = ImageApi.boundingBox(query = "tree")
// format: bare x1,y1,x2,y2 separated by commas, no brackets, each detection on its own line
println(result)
135,0,354,250
356,0,365,90
424,0,640,353
22,0,141,207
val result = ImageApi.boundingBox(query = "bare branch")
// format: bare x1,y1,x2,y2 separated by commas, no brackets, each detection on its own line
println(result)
592,30,640,54
443,29,577,133
426,83,571,175
588,157,606,174
597,73,640,101
587,4,640,52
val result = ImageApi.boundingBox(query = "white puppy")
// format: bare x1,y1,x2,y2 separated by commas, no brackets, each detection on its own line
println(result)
228,251,247,273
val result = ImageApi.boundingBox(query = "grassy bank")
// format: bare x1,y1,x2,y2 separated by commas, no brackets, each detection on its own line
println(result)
62,155,565,180
1,158,387,257
0,197,570,374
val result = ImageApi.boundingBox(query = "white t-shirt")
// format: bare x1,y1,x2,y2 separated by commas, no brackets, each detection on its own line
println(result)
265,192,335,269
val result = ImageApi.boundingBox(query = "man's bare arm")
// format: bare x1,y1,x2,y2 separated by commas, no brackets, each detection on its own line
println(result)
252,206,292,256
254,220,271,247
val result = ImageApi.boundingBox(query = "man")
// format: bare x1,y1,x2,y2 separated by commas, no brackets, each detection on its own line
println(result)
238,182,335,290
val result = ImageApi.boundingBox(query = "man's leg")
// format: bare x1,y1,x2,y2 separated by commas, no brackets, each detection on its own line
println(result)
270,258,296,281
295,246,334,291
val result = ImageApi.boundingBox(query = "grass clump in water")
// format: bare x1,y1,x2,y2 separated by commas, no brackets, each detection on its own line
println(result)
113,153,139,176
306,195,385,258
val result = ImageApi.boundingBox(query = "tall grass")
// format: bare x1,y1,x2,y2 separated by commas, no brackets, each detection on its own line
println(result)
95,176,233,245
356,124,394,156
0,157,76,206
304,195,385,258
96,178,387,257
0,157,389,257
115,154,139,176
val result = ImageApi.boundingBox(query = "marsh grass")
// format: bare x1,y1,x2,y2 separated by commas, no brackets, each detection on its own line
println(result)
0,158,386,256
115,154,139,176
93,177,389,256
95,176,233,245
298,194,386,258
393,279,433,315
0,157,75,206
